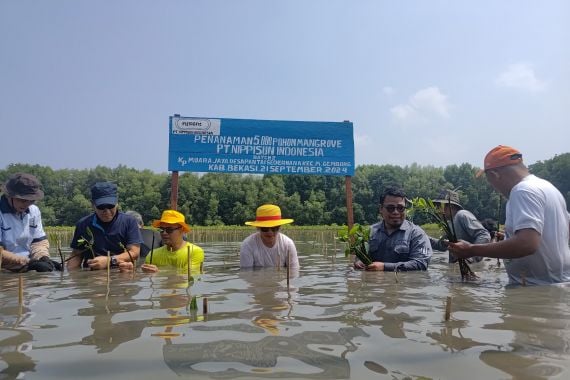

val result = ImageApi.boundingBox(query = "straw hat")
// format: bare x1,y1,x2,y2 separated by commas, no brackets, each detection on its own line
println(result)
152,210,191,232
245,204,294,228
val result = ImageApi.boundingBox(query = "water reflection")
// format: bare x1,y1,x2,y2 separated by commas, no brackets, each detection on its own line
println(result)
162,268,366,378
0,237,568,380
479,284,570,379
0,276,35,379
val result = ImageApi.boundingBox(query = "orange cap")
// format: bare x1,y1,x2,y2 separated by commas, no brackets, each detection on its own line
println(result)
476,145,523,177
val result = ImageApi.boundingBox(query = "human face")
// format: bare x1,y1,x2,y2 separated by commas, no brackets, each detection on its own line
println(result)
10,197,36,213
484,169,509,197
380,195,406,230
259,225,280,247
159,223,183,247
93,203,117,223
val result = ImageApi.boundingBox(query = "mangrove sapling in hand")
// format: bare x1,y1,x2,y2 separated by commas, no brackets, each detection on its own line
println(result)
337,224,373,266
412,197,477,281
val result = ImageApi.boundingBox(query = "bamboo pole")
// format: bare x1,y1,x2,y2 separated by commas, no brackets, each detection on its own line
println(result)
286,249,290,290
18,275,24,306
444,296,452,321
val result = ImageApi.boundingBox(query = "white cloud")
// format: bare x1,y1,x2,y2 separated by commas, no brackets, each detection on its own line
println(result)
382,86,394,95
390,86,450,124
495,63,547,92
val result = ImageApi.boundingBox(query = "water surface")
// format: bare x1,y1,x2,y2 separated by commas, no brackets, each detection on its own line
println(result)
1,236,569,379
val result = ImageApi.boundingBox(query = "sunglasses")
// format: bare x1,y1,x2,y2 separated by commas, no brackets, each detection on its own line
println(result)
260,227,280,232
96,204,116,210
383,205,406,213
159,227,180,234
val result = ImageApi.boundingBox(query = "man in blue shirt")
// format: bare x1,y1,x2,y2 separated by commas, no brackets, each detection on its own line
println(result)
68,182,142,270
354,187,433,271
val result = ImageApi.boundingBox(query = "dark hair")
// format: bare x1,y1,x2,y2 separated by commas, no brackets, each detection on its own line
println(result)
380,186,407,205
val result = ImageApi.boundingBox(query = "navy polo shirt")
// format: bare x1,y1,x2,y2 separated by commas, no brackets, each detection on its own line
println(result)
70,212,142,256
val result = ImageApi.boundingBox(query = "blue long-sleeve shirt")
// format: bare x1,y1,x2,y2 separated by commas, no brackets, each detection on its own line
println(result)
368,220,433,271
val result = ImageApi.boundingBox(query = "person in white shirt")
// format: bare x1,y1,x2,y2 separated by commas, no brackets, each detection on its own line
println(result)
0,173,58,272
240,204,299,269
449,145,570,285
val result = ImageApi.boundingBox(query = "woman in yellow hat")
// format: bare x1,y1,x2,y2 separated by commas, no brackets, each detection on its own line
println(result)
119,210,204,273
240,204,299,268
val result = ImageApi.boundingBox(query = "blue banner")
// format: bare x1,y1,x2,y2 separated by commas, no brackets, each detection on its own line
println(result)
168,116,355,176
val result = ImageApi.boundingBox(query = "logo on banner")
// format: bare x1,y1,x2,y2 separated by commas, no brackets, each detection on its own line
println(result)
173,118,221,135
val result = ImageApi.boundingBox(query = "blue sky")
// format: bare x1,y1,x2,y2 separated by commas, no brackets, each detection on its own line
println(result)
1,1,568,174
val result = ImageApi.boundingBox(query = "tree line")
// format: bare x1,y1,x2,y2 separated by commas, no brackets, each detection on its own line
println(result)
1,152,568,227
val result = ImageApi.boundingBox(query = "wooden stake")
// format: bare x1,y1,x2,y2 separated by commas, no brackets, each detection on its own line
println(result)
444,296,452,321
286,249,290,290
203,297,208,314
18,275,24,306
187,245,190,280
0,246,3,272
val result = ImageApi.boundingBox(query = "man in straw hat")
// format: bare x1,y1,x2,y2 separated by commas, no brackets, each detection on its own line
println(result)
449,145,570,285
429,188,490,263
119,209,204,273
1,173,60,272
240,204,299,268
68,181,142,270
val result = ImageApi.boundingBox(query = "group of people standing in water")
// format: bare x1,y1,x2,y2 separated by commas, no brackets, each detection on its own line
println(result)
1,145,569,286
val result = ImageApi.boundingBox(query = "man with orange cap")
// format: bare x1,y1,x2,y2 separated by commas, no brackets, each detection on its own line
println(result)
449,145,570,285
240,204,299,268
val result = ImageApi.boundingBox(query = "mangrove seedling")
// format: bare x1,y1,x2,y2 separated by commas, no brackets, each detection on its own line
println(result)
337,224,373,266
412,197,477,281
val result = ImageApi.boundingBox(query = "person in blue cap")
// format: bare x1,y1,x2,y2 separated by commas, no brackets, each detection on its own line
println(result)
67,181,142,270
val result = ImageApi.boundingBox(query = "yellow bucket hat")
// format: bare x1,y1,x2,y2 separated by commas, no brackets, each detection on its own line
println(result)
152,210,191,232
245,204,294,228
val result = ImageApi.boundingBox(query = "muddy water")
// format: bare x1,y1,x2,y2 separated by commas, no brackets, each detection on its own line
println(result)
1,237,569,379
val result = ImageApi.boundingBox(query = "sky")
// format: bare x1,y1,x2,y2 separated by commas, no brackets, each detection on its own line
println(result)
1,0,569,174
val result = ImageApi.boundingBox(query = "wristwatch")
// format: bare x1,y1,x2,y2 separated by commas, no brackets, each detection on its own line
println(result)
110,256,119,267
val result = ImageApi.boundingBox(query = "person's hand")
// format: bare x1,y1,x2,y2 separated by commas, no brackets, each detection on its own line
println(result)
86,256,110,270
439,238,449,249
27,256,56,272
118,261,134,272
447,240,473,259
495,231,505,241
366,261,385,271
353,260,365,270
141,263,159,273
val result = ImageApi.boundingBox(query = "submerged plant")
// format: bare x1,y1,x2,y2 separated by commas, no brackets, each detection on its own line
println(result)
76,227,96,267
412,197,477,281
337,224,373,266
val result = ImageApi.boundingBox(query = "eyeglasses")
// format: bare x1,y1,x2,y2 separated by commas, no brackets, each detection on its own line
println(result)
260,227,280,233
159,227,180,234
383,205,406,213
96,204,116,210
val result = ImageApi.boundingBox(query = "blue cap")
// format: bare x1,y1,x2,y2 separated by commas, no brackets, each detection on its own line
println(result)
91,182,118,206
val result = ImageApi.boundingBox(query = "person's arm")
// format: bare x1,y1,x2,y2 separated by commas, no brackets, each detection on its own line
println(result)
67,248,84,270
448,228,540,259
0,247,29,268
429,236,448,251
239,237,254,268
29,238,50,260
